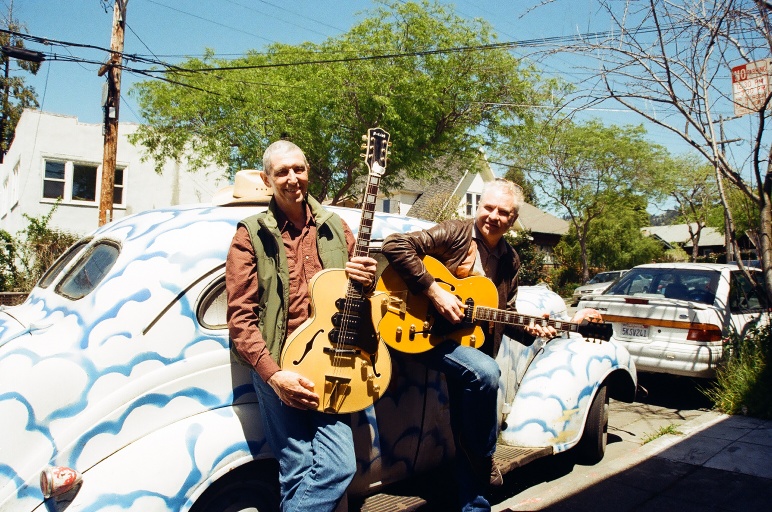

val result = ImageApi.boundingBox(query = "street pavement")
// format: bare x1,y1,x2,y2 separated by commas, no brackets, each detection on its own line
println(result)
492,399,772,511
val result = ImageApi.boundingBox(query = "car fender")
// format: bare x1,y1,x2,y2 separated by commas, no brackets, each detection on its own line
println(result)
34,404,271,512
499,335,636,453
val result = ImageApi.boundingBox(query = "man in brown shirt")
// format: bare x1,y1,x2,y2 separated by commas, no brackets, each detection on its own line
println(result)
226,140,377,512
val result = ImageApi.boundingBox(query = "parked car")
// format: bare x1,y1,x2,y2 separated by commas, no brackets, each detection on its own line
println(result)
571,270,628,306
579,262,770,379
0,202,636,512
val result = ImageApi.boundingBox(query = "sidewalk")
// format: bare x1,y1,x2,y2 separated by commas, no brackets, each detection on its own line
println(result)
496,411,772,511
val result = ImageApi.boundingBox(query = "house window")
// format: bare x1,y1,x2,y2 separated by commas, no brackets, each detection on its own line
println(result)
113,168,124,204
465,193,481,217
43,161,66,199
42,159,125,206
382,198,391,213
72,164,98,201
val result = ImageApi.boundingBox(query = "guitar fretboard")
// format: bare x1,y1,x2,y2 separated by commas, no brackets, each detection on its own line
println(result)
473,306,582,334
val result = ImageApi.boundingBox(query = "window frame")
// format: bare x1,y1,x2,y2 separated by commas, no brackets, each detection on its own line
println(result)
41,158,126,208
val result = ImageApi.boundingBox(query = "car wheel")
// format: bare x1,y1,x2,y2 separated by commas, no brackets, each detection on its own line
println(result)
190,461,280,512
575,384,608,465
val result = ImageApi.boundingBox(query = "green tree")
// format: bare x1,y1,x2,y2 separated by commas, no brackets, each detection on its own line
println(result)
556,0,772,301
513,118,663,283
1,8,40,162
506,230,546,286
646,154,721,262
553,196,662,282
130,0,554,203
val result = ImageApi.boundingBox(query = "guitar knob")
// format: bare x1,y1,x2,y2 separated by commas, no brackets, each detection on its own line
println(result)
362,135,367,141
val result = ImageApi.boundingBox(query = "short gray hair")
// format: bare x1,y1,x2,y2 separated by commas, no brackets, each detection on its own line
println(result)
262,140,309,175
482,179,525,211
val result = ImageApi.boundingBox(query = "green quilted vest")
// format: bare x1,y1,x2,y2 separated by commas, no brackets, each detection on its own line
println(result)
237,196,349,364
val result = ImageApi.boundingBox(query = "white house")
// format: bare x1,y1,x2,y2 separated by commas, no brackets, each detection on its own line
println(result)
0,109,228,237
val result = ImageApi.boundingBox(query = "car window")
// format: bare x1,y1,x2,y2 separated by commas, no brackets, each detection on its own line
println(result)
55,242,120,300
607,268,719,304
38,238,91,289
199,279,228,330
729,270,768,312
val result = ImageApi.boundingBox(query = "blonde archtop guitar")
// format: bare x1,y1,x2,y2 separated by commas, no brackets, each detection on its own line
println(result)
280,127,392,414
376,255,613,353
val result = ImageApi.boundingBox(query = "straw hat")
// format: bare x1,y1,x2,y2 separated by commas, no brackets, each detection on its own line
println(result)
212,169,273,206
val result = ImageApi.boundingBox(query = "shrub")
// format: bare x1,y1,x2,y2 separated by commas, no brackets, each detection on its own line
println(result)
0,206,80,293
702,322,772,419
505,230,546,286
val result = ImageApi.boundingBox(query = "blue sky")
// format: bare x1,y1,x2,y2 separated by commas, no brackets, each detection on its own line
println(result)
9,0,695,157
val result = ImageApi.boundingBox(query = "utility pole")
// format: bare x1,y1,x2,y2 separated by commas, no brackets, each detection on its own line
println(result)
97,0,127,226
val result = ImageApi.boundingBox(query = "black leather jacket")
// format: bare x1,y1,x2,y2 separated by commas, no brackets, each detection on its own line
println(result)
381,218,532,357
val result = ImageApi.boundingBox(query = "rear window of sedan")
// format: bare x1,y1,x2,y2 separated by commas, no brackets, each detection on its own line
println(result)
55,242,120,300
606,267,720,305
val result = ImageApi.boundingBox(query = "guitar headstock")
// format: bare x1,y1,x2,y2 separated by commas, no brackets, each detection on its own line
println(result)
577,318,613,342
361,127,391,177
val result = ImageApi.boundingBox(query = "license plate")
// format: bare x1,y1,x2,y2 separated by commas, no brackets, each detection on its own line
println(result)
621,323,649,338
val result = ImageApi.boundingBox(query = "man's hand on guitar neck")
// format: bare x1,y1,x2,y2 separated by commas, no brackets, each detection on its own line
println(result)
345,256,378,289
524,317,558,339
268,370,320,410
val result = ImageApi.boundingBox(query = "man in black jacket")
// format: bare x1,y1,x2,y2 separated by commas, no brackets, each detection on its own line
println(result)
381,179,557,511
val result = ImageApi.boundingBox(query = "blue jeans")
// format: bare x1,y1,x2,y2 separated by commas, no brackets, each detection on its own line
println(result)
417,342,501,512
252,371,356,512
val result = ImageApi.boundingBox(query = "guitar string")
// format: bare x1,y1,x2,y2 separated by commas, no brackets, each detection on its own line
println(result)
333,139,383,380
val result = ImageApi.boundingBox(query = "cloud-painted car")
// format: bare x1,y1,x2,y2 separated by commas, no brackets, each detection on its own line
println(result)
0,203,636,511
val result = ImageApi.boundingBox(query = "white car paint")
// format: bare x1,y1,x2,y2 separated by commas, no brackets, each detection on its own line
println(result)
0,203,636,511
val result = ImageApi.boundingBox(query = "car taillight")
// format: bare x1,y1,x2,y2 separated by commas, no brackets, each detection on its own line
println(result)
687,324,723,342
40,465,82,499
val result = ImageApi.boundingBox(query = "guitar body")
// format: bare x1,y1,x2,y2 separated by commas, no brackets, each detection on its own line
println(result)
375,255,499,353
281,268,392,414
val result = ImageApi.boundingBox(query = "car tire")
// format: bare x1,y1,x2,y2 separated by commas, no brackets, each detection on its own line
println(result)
575,384,608,465
190,460,280,512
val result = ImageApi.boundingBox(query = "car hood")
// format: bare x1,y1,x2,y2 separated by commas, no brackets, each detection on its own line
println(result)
0,203,437,508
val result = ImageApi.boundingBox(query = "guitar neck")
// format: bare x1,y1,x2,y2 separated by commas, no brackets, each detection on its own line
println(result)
354,172,379,259
473,306,582,335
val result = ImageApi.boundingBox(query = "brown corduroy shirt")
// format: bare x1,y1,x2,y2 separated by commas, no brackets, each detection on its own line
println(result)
226,204,356,382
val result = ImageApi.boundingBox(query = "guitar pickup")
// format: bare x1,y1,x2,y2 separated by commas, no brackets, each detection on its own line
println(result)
381,292,408,316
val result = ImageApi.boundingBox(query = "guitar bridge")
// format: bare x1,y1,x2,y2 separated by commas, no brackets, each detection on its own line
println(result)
382,292,408,316
323,375,352,413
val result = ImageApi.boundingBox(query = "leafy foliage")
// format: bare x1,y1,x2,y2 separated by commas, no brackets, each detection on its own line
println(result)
505,230,546,286
704,323,772,420
552,194,663,285
0,17,40,161
0,206,79,292
511,117,666,283
130,0,554,203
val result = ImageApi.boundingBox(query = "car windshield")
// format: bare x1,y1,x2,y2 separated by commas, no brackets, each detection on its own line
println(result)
589,272,619,284
605,267,719,305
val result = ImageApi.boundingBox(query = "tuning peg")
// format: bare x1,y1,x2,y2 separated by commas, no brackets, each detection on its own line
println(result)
360,153,366,158
362,134,368,141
